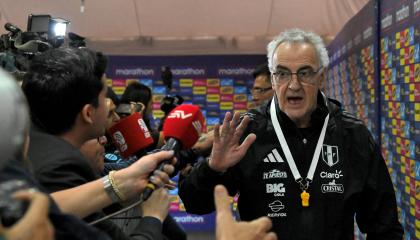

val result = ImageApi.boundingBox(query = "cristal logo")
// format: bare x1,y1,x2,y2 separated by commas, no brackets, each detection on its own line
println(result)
266,183,285,197
320,170,343,179
113,131,128,152
168,110,192,119
321,180,344,193
138,119,151,138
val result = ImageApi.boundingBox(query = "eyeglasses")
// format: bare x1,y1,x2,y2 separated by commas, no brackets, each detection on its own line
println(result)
97,136,107,145
250,87,272,95
272,67,323,85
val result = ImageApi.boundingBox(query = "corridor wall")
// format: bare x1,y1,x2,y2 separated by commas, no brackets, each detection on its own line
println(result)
326,0,419,239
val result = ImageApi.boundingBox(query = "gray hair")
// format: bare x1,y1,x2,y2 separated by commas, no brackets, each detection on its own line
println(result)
267,28,329,72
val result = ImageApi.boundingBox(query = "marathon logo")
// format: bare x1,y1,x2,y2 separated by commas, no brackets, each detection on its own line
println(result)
381,14,392,30
173,215,204,223
172,68,206,77
207,79,220,87
221,94,233,102
221,79,234,86
415,0,420,14
152,95,165,103
218,67,254,76
234,102,247,110
207,87,220,94
396,5,409,23
112,79,126,87
321,180,344,193
220,102,233,110
180,79,193,87
207,94,220,102
193,86,207,95
363,27,372,40
193,79,207,86
234,94,247,102
115,67,154,77
221,86,234,94
153,110,164,119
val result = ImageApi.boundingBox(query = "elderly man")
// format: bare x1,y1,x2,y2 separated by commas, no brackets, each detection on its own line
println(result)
179,28,403,240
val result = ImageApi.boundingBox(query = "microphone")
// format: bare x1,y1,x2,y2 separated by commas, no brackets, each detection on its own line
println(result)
4,23,21,35
142,104,205,200
108,112,154,158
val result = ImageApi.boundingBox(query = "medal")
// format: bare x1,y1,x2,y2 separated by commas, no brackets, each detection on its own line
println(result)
301,190,310,207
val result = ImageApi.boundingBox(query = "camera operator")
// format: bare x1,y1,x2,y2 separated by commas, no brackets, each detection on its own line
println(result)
0,69,53,240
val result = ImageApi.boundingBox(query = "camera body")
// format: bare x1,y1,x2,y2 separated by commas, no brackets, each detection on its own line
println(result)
0,14,73,74
0,180,30,227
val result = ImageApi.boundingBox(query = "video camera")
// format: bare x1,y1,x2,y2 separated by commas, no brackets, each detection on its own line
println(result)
0,180,30,227
0,14,84,75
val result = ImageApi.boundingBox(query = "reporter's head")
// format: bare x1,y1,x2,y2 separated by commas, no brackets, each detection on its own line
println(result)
22,48,108,139
0,68,30,170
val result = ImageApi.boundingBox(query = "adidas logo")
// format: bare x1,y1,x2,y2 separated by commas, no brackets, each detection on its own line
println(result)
263,148,284,163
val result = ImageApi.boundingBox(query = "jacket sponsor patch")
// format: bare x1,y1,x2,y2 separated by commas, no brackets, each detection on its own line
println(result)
322,144,340,167
321,180,344,193
267,200,287,217
320,170,343,179
266,183,285,196
263,169,287,179
263,148,284,163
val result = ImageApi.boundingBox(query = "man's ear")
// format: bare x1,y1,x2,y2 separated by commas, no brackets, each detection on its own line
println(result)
81,104,95,124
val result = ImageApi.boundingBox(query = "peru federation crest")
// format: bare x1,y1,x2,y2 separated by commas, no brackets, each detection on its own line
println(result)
322,144,339,167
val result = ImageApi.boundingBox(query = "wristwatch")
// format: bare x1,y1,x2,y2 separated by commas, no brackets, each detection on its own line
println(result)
102,175,121,203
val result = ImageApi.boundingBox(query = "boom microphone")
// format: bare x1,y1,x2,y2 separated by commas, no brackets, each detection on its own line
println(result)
142,104,205,200
108,112,154,158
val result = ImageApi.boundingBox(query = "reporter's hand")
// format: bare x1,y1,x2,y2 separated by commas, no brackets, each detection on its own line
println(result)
209,112,256,172
0,189,54,240
141,188,170,222
214,185,277,240
114,150,176,200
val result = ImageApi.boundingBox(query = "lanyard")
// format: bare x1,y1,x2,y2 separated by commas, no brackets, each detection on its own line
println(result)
269,97,329,206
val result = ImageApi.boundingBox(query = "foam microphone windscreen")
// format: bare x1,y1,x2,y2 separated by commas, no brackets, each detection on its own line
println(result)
163,104,205,149
108,112,154,158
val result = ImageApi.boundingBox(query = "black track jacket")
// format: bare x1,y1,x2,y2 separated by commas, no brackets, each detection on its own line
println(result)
179,93,403,240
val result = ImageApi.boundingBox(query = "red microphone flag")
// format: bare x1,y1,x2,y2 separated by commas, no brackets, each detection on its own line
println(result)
108,112,154,158
163,104,205,149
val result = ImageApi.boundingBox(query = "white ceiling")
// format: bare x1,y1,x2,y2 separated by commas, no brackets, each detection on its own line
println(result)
0,0,369,55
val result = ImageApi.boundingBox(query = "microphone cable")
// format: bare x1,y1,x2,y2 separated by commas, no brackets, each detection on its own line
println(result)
88,196,146,225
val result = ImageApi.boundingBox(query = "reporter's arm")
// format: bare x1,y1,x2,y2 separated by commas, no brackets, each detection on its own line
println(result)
51,178,111,218
52,151,175,218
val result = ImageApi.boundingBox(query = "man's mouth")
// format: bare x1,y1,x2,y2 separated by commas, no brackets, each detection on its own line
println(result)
287,96,303,105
